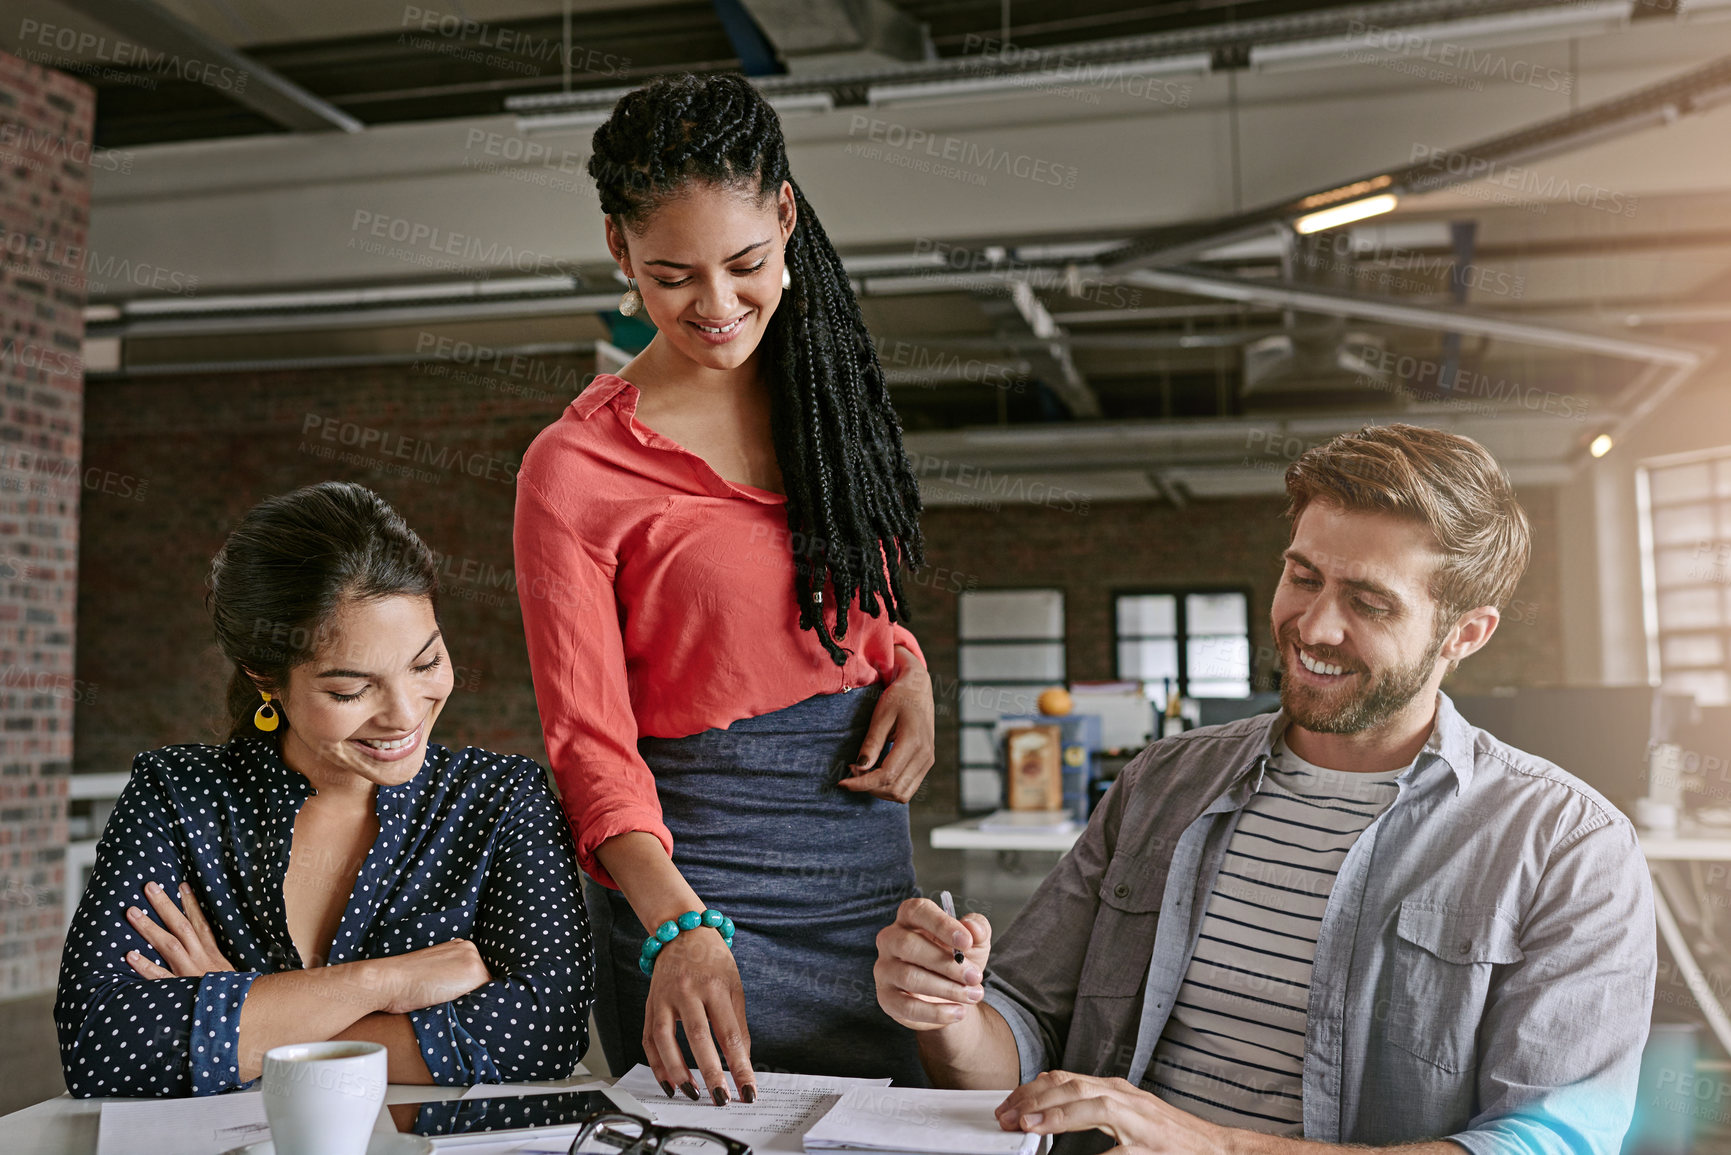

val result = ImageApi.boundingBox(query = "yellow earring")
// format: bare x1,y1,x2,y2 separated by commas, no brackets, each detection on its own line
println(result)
254,690,280,732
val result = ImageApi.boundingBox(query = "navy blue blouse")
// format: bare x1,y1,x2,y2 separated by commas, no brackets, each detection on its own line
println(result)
54,737,596,1097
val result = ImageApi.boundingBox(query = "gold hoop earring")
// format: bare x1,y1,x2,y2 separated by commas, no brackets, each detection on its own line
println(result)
618,278,643,317
254,690,280,732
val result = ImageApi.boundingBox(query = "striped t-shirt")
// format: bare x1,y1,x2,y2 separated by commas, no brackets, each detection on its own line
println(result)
1144,738,1408,1133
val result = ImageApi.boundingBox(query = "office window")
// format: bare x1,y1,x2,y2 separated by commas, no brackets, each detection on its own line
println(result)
957,589,1065,811
1641,451,1731,706
1115,590,1252,699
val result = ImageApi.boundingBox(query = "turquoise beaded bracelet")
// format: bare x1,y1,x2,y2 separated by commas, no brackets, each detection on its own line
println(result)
639,908,735,976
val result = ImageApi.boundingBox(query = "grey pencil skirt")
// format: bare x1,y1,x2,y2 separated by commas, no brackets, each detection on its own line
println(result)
584,683,929,1086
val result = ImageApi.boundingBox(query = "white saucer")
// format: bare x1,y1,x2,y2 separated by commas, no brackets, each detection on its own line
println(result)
224,1135,433,1155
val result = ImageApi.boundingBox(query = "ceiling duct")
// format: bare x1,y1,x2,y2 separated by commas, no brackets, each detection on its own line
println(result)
734,0,935,73
1241,330,1396,409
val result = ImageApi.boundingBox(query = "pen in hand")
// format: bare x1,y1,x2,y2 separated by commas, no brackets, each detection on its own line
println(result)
938,890,965,964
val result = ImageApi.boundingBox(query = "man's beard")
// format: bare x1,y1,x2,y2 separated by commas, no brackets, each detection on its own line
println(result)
1276,625,1447,735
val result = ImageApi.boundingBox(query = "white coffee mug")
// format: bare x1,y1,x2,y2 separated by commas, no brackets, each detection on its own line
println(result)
261,1040,388,1155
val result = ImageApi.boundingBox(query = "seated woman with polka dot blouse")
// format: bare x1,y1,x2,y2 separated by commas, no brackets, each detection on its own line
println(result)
54,481,596,1097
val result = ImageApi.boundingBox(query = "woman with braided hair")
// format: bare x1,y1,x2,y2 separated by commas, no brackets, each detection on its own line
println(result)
513,72,939,1100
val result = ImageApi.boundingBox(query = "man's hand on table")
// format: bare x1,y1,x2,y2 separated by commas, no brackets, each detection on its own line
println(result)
996,1071,1232,1154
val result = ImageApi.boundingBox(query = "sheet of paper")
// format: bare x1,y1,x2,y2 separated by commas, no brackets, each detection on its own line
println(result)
97,1091,271,1155
614,1064,892,1155
460,1076,610,1100
802,1086,1038,1155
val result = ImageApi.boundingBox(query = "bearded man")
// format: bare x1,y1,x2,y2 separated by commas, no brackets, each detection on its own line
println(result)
875,424,1656,1155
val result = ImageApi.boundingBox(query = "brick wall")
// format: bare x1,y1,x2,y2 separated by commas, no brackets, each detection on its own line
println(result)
76,360,1564,824
0,50,91,999
76,361,584,775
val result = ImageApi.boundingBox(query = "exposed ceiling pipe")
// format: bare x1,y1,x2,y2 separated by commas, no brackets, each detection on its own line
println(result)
508,0,1604,114
1121,263,1710,456
87,292,622,339
1121,265,1708,366
1100,53,1731,273
901,408,1596,496
1591,358,1716,465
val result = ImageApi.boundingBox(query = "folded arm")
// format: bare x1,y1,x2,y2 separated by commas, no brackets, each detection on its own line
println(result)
399,764,597,1085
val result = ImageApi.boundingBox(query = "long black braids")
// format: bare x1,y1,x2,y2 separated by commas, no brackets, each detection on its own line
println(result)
588,73,925,665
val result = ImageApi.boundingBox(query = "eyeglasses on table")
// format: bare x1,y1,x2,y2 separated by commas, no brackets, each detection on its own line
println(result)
569,1109,753,1155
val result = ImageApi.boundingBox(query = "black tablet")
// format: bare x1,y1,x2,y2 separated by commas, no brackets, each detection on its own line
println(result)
386,1086,647,1142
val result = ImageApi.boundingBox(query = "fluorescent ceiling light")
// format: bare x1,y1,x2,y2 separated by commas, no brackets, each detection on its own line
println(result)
840,251,950,274
1251,1,1631,72
507,85,635,113
118,276,578,317
518,91,833,135
1012,240,1130,261
767,92,837,117
867,53,1211,107
516,109,611,134
1293,194,1400,234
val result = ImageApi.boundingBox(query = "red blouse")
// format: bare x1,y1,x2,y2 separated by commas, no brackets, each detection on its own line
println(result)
513,374,924,887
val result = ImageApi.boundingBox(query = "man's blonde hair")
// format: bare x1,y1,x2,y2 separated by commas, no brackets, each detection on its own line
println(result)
1283,424,1532,621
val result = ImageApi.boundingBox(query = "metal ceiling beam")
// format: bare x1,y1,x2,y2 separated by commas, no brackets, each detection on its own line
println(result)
901,408,1598,487
1122,262,1711,458
510,0,1586,111
1101,53,1731,273
55,0,362,133
1590,358,1714,466
972,283,1103,418
1121,265,1708,366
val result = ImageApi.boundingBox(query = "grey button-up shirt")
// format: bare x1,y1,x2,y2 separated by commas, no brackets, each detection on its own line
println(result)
982,692,1656,1155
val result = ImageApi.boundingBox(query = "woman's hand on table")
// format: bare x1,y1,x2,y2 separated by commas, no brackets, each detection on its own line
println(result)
842,645,934,804
123,881,235,978
643,927,758,1107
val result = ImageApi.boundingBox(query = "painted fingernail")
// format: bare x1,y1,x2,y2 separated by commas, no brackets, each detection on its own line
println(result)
741,1085,757,1104
658,1080,674,1099
680,1081,699,1101
711,1085,729,1107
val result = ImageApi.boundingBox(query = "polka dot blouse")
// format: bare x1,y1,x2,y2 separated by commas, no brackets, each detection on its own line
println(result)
53,736,597,1097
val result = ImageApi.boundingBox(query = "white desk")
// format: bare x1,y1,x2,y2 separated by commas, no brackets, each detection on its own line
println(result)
928,816,1083,854
0,1072,595,1155
1637,821,1731,861
1630,823,1731,1078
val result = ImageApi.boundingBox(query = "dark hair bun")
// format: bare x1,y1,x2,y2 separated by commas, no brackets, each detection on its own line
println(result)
206,481,438,737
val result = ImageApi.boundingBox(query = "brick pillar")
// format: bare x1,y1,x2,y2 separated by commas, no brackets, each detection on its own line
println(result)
0,50,93,998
